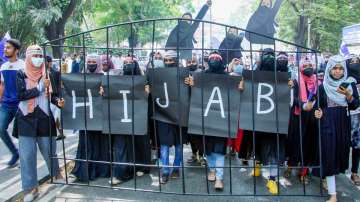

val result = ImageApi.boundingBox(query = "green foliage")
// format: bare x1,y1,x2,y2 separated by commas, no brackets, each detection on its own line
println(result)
0,0,44,52
90,0,194,47
277,0,360,53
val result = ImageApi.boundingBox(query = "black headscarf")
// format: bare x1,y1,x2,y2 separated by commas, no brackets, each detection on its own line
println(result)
123,60,142,76
347,56,360,84
276,51,289,72
259,48,276,71
205,51,226,74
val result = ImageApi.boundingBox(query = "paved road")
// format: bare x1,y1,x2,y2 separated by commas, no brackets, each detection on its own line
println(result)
0,129,78,202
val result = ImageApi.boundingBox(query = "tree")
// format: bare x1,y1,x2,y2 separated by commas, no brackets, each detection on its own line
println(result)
277,0,360,53
30,0,78,58
0,0,43,54
91,0,194,48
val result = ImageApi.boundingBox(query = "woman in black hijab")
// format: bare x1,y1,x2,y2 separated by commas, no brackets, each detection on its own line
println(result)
347,56,360,186
185,51,242,191
165,0,212,59
218,27,243,65
245,0,283,45
109,56,151,185
242,48,287,195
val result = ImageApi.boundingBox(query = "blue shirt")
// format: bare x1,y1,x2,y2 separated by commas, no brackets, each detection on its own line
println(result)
0,59,24,108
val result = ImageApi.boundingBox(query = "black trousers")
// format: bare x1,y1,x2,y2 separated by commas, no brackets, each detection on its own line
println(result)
352,148,360,173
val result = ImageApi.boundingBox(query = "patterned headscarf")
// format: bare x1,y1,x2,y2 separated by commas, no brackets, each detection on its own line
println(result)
86,53,101,73
323,55,355,106
24,45,52,113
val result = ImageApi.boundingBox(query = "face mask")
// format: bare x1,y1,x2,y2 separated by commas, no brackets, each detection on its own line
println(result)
76,58,81,63
165,62,177,68
187,64,198,71
277,59,288,72
87,64,98,73
303,68,314,77
102,66,110,72
234,65,244,75
208,60,224,73
180,20,191,26
348,63,360,83
153,59,165,68
227,33,237,39
31,57,43,68
123,63,136,75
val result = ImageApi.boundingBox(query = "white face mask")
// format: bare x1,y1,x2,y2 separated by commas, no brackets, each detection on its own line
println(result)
31,57,44,68
76,58,81,63
153,59,165,68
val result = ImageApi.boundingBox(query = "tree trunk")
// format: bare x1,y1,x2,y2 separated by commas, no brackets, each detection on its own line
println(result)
40,0,77,58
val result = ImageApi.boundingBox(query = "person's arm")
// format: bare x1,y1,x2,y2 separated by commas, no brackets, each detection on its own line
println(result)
272,0,284,18
232,37,243,59
291,80,301,107
48,72,62,106
0,72,3,100
348,83,360,110
187,3,210,37
16,71,40,101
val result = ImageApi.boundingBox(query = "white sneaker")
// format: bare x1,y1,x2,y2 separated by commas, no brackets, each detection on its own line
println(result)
136,171,144,177
23,191,39,202
109,177,122,185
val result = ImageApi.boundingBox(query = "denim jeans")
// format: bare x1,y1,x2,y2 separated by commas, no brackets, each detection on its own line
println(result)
160,144,182,175
19,136,59,191
0,105,18,155
207,152,225,180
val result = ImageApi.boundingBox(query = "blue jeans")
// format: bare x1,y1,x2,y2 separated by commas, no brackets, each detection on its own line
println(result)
207,152,225,180
160,144,182,175
0,105,18,155
19,136,59,191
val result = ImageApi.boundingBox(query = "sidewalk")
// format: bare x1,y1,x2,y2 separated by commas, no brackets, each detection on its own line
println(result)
0,130,78,202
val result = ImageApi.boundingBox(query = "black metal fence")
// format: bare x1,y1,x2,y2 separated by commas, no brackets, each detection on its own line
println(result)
41,18,323,197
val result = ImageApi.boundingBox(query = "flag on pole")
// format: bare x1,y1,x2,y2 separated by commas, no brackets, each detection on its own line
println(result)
0,32,11,64
339,41,350,58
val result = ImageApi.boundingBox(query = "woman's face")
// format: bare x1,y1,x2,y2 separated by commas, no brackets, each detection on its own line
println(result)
330,65,344,80
228,28,238,36
234,58,242,65
154,53,162,60
87,60,97,65
261,0,271,7
350,57,359,64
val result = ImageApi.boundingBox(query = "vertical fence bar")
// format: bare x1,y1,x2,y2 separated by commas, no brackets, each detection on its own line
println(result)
82,33,90,186
249,33,257,196
43,45,54,183
314,51,323,196
130,23,137,190
201,21,210,195
58,50,69,184
296,47,306,195
176,18,186,194
106,27,114,187
224,26,233,195
150,19,162,192
273,42,281,196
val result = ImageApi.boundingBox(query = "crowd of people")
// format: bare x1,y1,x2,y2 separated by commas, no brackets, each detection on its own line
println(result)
0,1,360,202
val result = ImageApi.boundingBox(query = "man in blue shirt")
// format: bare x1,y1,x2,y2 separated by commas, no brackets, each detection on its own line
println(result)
0,39,24,167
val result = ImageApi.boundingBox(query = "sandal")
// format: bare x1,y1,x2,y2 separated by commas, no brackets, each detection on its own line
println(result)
322,179,328,191
351,173,360,186
299,175,310,185
284,168,291,178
